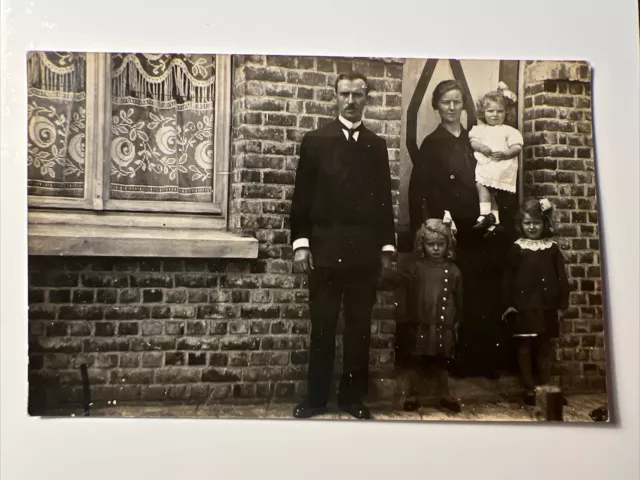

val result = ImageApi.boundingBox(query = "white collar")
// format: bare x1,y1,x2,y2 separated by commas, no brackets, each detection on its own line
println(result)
515,238,555,251
338,116,362,130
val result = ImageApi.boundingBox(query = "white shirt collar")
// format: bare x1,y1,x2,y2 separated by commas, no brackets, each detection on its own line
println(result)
338,115,362,130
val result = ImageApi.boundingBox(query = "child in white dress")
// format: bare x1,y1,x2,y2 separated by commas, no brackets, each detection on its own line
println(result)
469,83,523,236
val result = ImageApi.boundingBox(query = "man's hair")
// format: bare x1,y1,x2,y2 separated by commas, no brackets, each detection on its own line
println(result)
334,72,370,94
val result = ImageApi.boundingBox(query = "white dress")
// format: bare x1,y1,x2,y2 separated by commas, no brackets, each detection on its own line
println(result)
469,123,523,193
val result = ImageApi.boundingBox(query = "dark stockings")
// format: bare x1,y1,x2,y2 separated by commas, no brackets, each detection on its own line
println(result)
517,335,553,393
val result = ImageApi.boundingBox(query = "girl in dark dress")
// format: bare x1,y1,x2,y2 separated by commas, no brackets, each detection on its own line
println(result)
502,199,569,405
394,217,464,413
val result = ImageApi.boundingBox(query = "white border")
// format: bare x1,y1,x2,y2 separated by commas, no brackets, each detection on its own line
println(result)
2,1,639,479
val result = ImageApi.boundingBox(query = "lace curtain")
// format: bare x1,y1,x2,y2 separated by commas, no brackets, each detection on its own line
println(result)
109,54,216,203
27,52,87,198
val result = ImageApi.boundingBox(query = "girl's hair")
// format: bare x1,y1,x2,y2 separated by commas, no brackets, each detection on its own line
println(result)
515,198,555,238
414,219,456,260
431,80,467,110
476,91,507,123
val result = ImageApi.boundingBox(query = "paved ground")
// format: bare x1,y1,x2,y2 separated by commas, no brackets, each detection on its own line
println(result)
47,392,608,423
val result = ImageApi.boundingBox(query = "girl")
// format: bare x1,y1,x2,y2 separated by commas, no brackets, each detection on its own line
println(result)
394,215,464,413
502,199,569,405
469,82,523,237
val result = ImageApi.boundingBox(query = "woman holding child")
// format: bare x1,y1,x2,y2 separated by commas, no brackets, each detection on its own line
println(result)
407,80,519,382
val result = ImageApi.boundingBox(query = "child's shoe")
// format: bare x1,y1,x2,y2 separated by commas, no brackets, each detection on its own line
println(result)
483,224,504,239
439,396,461,413
523,390,536,406
473,213,496,230
403,397,420,412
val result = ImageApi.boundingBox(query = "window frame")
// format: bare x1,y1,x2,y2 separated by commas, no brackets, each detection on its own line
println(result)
27,52,232,221
27,53,255,258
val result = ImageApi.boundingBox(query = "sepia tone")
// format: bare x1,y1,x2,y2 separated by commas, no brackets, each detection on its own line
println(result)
26,53,608,422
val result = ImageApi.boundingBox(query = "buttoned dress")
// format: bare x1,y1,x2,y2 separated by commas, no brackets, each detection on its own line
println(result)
502,238,570,337
397,259,464,359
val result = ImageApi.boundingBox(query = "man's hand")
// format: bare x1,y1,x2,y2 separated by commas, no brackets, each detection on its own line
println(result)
502,306,518,322
293,247,313,274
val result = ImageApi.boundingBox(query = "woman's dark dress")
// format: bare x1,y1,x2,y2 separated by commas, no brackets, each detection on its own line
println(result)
407,125,519,376
502,239,569,337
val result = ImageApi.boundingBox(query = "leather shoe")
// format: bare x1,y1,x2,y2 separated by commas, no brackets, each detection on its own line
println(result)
403,399,420,412
473,213,496,230
339,402,371,419
439,396,461,413
293,400,327,419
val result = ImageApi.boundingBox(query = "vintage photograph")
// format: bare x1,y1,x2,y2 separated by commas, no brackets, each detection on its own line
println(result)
26,52,609,422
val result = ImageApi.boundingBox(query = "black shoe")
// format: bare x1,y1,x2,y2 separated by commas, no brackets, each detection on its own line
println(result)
293,400,327,419
403,399,420,412
339,402,371,419
439,396,461,413
524,390,536,406
473,213,496,230
483,224,504,239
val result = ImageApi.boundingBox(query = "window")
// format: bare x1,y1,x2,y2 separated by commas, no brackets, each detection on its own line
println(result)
27,52,256,258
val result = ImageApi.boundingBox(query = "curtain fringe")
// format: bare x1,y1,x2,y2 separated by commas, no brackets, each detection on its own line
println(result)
113,59,213,103
28,53,85,93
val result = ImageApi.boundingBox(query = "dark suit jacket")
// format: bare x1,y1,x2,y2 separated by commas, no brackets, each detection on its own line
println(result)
290,119,396,268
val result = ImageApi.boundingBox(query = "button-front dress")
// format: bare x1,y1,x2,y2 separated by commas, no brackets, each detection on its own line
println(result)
397,258,464,359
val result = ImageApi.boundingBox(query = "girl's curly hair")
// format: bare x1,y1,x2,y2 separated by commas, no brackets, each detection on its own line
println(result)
515,198,555,238
475,91,508,123
413,219,456,260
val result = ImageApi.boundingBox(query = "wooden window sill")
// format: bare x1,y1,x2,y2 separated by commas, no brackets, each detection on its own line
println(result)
27,211,258,259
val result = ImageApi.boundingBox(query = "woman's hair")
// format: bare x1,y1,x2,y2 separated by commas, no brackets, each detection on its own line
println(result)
515,198,555,238
413,219,456,260
431,80,467,110
476,91,507,123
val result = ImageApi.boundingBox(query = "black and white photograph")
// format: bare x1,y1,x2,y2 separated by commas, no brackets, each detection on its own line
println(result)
26,52,609,423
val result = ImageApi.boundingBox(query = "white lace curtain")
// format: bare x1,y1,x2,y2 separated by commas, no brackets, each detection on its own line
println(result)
27,52,218,204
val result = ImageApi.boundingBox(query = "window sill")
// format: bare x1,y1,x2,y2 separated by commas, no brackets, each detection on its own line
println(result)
28,211,258,259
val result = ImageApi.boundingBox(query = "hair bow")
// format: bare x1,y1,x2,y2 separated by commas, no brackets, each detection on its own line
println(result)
443,210,458,235
539,198,553,212
497,81,518,103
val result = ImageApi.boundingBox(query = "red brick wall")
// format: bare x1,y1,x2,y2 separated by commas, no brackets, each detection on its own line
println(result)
522,61,606,393
28,55,404,411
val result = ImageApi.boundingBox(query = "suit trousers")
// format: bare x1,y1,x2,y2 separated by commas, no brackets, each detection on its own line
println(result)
306,265,379,406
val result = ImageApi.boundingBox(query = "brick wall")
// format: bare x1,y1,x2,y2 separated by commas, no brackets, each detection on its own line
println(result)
28,55,404,411
522,61,606,393
28,59,607,411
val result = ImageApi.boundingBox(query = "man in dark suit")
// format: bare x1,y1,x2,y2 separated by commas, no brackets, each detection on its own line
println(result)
290,72,396,419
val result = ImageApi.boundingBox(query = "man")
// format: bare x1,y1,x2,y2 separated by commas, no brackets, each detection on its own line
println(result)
290,72,396,419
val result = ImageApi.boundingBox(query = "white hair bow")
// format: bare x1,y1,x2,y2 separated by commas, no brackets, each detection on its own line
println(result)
539,198,552,212
498,81,518,103
443,210,457,235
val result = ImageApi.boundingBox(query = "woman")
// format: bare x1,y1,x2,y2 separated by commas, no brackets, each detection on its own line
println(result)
407,80,517,378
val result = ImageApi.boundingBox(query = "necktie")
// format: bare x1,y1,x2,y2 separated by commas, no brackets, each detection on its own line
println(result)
345,127,359,143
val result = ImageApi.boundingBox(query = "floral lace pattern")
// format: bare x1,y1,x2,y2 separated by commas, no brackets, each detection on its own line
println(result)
109,54,217,202
27,52,86,198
